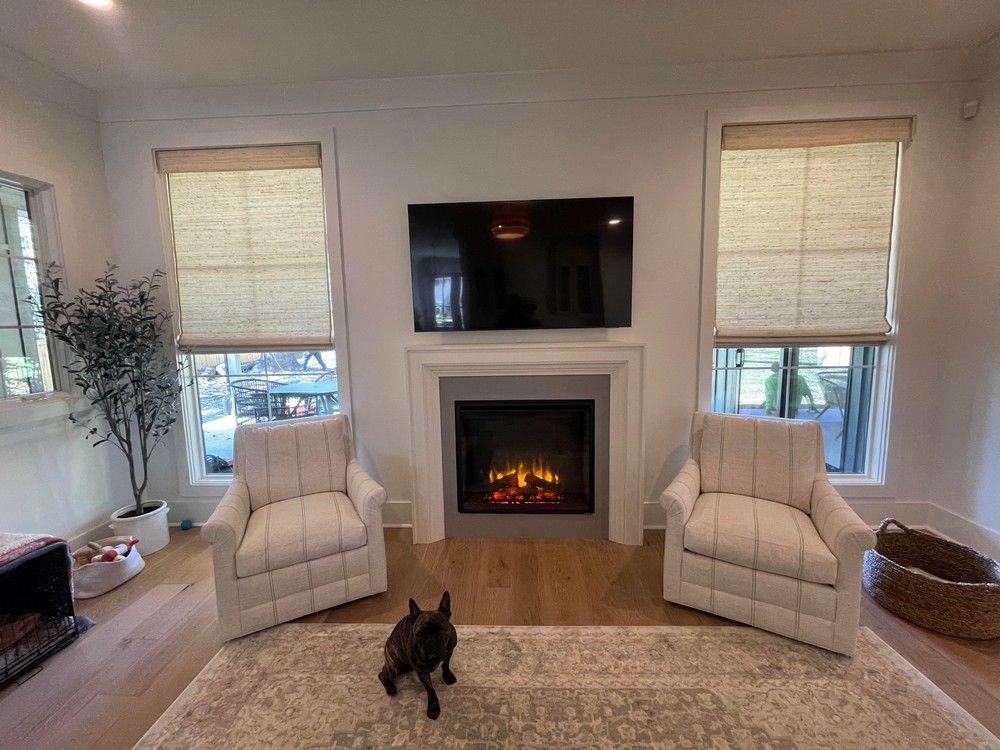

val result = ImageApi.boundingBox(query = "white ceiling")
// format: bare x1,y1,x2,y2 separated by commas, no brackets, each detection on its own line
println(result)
1,0,998,94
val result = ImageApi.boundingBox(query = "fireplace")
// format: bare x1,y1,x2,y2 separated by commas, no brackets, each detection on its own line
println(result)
407,343,645,544
456,400,595,515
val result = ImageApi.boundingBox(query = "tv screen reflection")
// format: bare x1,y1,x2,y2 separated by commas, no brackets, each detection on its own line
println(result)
408,196,634,332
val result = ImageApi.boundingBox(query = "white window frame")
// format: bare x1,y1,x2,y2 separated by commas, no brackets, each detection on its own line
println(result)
152,128,351,495
698,106,911,492
0,169,72,423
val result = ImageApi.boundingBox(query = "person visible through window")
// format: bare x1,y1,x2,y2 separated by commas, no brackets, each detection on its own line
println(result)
301,351,327,370
763,362,816,418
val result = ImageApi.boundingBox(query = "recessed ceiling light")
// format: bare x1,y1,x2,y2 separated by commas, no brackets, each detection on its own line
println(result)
608,218,621,225
78,0,113,8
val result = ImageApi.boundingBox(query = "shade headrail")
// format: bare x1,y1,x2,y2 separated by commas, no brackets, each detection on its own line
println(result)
156,144,321,174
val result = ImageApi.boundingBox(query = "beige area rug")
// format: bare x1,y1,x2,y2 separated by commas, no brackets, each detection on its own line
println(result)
135,624,997,749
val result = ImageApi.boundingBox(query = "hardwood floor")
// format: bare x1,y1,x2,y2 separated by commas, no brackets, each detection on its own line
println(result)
2,528,998,748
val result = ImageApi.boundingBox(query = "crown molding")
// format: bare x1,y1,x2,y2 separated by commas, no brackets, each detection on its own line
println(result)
0,42,98,121
98,48,978,124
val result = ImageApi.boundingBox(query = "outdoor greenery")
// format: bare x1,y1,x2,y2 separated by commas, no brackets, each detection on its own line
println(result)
34,263,185,516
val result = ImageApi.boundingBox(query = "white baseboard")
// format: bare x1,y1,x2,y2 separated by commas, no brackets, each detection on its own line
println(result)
642,498,933,531
642,498,1000,560
835,499,931,528
643,500,665,529
165,498,220,526
67,521,114,550
925,502,1000,560
160,495,1000,561
382,500,413,527
164,497,416,528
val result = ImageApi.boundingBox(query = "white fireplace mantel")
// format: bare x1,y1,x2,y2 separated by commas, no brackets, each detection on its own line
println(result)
405,342,645,545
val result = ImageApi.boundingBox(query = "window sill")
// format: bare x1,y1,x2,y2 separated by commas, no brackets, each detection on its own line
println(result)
0,392,88,432
831,474,893,498
171,473,234,499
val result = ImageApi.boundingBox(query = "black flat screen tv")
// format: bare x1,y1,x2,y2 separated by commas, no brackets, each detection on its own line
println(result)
408,196,634,332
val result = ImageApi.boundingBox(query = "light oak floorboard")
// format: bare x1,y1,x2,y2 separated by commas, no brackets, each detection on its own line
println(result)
2,528,997,748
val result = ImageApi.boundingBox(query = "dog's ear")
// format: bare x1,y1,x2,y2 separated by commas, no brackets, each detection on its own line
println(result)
408,598,421,617
438,590,452,619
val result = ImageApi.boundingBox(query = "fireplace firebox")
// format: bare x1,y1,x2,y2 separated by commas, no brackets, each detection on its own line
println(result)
455,399,594,514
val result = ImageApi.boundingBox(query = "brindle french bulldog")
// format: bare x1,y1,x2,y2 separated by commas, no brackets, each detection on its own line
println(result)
378,591,457,720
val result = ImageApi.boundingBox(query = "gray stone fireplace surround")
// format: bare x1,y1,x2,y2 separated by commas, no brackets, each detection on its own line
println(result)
441,375,610,539
405,343,645,544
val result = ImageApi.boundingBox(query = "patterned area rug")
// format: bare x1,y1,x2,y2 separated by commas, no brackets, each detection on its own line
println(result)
135,624,997,749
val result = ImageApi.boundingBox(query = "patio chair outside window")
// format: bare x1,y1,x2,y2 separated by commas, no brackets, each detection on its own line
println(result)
230,378,319,424
231,379,272,425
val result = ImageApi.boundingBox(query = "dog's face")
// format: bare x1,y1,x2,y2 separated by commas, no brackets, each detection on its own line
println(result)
407,591,454,666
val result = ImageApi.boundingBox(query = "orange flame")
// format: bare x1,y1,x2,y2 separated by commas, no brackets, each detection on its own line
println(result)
488,455,559,486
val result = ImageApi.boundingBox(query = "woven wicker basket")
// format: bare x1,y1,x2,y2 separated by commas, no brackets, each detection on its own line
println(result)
863,519,1000,639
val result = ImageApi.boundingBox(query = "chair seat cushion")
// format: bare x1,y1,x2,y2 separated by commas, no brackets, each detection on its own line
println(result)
236,491,367,578
684,492,837,585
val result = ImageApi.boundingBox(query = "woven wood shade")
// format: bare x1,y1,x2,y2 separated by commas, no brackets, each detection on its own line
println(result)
156,144,321,174
164,159,331,352
722,118,912,150
715,120,908,344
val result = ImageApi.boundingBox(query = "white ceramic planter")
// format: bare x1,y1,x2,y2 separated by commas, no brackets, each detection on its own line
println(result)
109,499,170,555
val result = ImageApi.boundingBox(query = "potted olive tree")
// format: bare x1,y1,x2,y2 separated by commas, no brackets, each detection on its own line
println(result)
35,263,185,554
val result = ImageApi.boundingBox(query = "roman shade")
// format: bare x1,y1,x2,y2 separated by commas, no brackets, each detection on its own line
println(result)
157,144,332,352
716,118,912,345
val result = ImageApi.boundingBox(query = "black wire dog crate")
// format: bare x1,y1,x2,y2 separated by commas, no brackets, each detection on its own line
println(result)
1,541,82,689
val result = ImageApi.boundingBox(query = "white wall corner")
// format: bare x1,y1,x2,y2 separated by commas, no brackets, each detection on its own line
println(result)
0,42,98,121
926,503,1000,561
973,33,1000,85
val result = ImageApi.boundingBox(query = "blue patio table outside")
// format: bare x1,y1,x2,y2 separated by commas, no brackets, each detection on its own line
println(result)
270,380,339,415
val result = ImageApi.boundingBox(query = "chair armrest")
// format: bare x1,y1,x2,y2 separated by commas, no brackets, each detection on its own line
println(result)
201,479,251,551
660,457,700,602
811,480,876,562
659,458,700,525
201,480,252,642
346,459,387,526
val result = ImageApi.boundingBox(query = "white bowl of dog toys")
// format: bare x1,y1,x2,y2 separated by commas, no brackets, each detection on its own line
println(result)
71,536,145,599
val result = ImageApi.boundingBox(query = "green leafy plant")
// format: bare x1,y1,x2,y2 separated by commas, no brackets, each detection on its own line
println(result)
35,263,186,517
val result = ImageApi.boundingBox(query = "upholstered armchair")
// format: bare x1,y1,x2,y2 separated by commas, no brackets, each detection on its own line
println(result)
660,412,876,656
202,414,388,640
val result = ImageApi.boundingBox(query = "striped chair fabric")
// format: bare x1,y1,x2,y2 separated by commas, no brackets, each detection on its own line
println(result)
202,414,388,640
661,412,876,656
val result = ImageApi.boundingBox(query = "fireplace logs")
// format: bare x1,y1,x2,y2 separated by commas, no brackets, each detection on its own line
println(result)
485,473,519,492
480,467,565,505
524,473,558,491
456,399,594,515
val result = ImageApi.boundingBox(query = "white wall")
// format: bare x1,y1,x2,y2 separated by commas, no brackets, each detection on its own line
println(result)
0,46,128,542
931,37,1000,554
98,55,974,539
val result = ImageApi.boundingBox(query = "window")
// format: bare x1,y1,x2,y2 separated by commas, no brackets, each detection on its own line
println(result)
434,275,462,329
158,145,337,480
710,118,910,476
711,346,875,474
0,182,54,398
193,349,338,474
